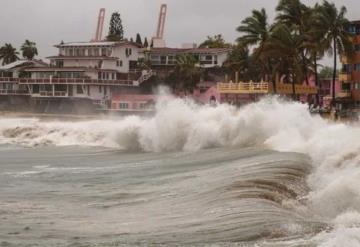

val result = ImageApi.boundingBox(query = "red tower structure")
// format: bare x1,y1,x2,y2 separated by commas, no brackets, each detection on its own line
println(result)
93,8,105,42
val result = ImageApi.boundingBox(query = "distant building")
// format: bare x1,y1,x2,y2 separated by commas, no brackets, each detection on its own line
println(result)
147,47,231,69
339,20,360,106
0,41,154,112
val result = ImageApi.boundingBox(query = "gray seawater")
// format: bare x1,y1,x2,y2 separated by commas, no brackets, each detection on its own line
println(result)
0,145,325,246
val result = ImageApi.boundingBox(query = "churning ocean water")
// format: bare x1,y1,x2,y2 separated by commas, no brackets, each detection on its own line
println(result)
0,96,360,246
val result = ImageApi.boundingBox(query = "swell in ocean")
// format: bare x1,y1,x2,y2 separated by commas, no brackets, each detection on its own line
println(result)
1,95,360,246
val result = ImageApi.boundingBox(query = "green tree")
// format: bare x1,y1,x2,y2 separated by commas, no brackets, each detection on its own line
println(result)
199,34,231,48
20,40,38,60
143,37,149,48
0,43,19,65
319,66,337,79
304,3,329,103
225,45,262,82
106,12,124,41
135,33,143,46
237,8,276,92
276,0,311,85
264,24,303,99
167,54,202,92
314,1,353,101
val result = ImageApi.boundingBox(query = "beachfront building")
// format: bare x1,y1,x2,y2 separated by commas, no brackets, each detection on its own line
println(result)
147,47,231,69
0,41,154,112
339,20,360,107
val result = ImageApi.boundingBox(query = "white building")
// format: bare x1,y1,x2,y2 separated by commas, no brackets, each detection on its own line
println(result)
0,41,153,109
148,47,231,69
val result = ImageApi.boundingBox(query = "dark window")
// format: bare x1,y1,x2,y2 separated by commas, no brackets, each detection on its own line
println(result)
56,60,64,68
76,85,84,94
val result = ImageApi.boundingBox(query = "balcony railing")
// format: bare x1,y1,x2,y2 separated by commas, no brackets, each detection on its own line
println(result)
336,90,351,98
0,89,29,95
37,91,67,97
0,77,18,83
218,82,269,94
339,73,352,82
17,78,135,86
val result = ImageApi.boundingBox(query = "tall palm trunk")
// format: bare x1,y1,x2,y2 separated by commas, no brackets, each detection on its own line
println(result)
332,38,337,103
292,71,296,100
268,58,276,94
301,50,309,85
314,53,320,105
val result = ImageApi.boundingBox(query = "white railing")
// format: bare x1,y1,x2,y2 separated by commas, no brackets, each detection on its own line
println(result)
0,77,17,83
0,89,29,95
17,78,135,86
37,91,67,97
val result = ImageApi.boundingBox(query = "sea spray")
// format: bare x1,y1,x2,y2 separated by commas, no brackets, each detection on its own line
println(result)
1,96,360,244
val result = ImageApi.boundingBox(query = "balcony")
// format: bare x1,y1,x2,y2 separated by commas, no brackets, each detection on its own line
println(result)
336,90,351,98
339,73,352,82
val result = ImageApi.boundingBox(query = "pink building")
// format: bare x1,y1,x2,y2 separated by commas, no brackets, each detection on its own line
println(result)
111,94,156,112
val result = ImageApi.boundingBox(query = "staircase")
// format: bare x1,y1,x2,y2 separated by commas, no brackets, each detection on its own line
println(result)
137,70,156,85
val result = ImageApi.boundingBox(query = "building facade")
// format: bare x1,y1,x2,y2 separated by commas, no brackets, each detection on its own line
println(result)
147,47,231,69
339,20,360,105
0,41,154,112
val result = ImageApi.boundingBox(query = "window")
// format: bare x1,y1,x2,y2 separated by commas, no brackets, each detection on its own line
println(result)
355,44,360,52
94,48,99,56
99,86,102,93
118,102,129,109
76,85,84,94
107,48,112,57
101,48,107,56
160,56,167,65
354,64,360,72
205,55,213,61
88,48,92,56
139,102,147,109
342,83,351,90
214,55,218,65
125,48,132,57
55,60,64,68
355,82,360,90
98,60,103,69
116,60,123,67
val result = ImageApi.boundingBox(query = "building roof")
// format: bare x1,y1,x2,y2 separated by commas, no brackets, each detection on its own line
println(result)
24,67,119,73
55,41,143,48
0,59,48,71
47,56,118,60
149,47,232,55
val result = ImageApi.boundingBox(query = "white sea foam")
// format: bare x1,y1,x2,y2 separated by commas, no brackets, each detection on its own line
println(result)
1,95,360,244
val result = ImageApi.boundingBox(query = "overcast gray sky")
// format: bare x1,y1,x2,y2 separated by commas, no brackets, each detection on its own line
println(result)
0,0,359,65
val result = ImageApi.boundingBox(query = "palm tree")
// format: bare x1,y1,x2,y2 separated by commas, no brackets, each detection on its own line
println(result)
21,40,38,60
264,24,303,99
168,54,201,92
237,8,276,92
276,0,311,85
0,43,19,65
303,4,328,104
225,45,262,82
313,1,353,102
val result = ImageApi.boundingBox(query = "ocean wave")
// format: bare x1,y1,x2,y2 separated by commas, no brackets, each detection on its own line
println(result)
1,96,360,244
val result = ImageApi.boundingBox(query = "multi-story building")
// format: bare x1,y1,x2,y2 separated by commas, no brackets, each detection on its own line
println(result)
0,41,154,112
339,20,360,106
147,47,231,69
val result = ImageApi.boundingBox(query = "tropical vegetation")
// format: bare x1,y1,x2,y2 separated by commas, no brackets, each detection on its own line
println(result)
21,39,38,60
107,12,124,41
232,0,353,102
0,43,19,65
